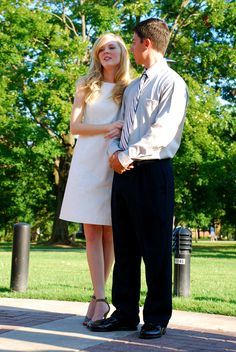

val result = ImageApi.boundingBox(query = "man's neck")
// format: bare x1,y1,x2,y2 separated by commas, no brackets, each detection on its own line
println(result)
143,51,164,69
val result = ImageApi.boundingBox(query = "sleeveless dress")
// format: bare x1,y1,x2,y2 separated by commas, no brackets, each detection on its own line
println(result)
60,82,119,226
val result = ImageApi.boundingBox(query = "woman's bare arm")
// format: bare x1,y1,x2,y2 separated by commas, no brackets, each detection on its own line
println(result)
70,92,123,137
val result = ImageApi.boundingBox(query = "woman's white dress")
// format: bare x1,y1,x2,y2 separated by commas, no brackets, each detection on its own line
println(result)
60,82,119,226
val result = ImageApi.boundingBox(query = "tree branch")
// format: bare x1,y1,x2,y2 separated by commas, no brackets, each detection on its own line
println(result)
168,1,202,53
23,98,60,141
50,12,79,37
80,0,86,41
169,0,190,39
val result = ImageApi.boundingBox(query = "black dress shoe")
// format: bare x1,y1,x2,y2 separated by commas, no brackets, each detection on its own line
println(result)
88,316,137,332
139,323,166,339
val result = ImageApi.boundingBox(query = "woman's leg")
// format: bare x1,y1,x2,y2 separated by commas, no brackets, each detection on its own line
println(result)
102,225,114,283
84,224,104,320
90,225,114,321
84,224,113,322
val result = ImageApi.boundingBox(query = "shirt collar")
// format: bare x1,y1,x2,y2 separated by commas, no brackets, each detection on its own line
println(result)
145,58,168,80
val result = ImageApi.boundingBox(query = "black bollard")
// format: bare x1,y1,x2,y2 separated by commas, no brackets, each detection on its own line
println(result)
172,227,192,297
10,222,31,292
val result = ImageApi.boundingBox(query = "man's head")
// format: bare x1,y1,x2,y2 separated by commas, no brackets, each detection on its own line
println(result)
131,18,170,65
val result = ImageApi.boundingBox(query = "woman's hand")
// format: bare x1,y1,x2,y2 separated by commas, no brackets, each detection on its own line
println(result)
104,120,124,139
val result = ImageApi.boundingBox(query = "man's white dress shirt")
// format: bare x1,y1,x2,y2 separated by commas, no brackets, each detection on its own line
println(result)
108,58,188,168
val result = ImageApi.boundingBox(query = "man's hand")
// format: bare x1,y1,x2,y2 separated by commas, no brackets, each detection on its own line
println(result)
109,152,134,174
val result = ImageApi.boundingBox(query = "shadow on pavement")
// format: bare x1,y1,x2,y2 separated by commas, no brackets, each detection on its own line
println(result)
1,305,236,352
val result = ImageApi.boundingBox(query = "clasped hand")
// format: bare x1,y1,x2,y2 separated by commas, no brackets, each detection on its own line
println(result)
109,152,134,174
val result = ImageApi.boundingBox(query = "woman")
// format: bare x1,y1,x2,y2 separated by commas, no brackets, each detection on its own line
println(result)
60,33,130,328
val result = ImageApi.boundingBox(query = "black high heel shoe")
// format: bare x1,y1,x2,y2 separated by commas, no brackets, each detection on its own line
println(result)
87,298,110,329
83,295,96,326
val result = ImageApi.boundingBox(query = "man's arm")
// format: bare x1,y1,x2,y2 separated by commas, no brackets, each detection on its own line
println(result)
128,77,188,160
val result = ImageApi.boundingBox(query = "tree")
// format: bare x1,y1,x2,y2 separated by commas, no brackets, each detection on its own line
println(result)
0,0,87,242
0,0,235,243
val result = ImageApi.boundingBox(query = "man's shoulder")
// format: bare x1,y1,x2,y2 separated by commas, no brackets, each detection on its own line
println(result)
163,66,186,84
157,65,187,90
124,77,139,94
128,77,139,87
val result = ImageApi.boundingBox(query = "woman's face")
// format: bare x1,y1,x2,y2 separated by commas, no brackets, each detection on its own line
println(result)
98,38,122,69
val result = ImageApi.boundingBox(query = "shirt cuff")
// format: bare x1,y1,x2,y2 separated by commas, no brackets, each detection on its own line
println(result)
118,150,133,168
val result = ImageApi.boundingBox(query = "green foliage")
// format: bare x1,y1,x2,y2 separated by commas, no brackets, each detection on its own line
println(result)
0,1,87,239
0,0,235,242
173,76,235,231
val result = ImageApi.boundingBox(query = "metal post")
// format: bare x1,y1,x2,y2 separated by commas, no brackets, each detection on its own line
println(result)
10,222,31,292
173,252,191,297
172,227,192,297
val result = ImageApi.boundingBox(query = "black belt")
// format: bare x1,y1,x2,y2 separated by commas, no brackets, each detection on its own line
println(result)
132,158,170,167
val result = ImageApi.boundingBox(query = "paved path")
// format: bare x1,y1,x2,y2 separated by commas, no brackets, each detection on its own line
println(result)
0,298,235,351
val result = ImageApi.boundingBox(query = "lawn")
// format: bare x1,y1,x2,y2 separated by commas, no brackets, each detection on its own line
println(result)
0,240,235,316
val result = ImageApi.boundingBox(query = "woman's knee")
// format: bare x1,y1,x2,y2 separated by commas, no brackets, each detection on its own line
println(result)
84,224,102,242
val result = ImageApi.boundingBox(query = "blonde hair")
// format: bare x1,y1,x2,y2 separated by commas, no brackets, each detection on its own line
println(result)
76,33,130,105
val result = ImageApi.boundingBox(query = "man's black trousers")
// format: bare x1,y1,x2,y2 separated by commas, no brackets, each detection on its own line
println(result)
111,158,174,327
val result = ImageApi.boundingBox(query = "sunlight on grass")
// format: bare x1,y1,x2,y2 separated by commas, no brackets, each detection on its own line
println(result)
0,241,235,316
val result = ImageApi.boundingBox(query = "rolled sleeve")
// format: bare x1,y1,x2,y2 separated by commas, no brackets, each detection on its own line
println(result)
118,150,133,167
128,77,188,160
107,138,122,157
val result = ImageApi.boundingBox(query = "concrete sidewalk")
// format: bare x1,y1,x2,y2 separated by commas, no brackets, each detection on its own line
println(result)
0,298,235,352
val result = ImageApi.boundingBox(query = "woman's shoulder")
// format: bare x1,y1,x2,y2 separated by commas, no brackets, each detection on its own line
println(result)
76,76,87,89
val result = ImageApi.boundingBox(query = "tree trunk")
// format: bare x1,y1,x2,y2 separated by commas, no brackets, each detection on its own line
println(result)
197,227,200,239
215,219,221,240
80,0,86,41
49,134,75,244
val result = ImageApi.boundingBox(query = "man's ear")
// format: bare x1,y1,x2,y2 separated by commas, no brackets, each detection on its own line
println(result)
144,38,152,49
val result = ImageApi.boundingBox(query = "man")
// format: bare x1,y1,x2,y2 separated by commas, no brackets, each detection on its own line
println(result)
90,18,188,339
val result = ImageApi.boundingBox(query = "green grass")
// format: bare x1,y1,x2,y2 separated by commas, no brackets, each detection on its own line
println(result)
173,242,236,316
0,241,235,316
